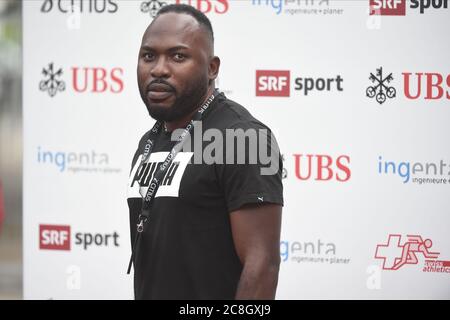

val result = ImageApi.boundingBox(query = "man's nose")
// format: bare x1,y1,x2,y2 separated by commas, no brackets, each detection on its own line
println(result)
150,57,170,78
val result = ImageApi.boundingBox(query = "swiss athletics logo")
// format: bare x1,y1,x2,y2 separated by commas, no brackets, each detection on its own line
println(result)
369,0,406,15
39,224,71,251
374,234,450,273
256,70,290,97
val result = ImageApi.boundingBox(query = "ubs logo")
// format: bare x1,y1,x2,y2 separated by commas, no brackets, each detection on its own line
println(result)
39,63,66,97
141,0,168,18
39,62,124,97
366,67,396,105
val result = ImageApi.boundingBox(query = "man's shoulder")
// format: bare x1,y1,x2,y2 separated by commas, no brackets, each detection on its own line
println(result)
210,94,271,131
137,129,152,148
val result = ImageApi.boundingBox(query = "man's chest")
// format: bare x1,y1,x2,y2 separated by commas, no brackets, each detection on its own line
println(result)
127,151,221,203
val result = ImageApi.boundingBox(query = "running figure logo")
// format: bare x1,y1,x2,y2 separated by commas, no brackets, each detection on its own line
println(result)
366,67,396,105
375,234,440,270
39,63,65,97
141,0,167,18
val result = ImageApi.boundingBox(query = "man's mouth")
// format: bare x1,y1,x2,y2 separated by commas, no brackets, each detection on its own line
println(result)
148,91,173,100
147,83,174,102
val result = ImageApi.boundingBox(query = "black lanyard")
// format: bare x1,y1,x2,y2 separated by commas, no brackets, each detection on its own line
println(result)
127,89,219,274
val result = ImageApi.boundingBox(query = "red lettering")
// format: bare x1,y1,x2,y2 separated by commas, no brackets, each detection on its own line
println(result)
336,155,351,182
39,225,71,251
256,70,290,97
174,0,228,13
197,0,212,13
72,67,89,92
447,75,450,99
293,154,312,180
110,68,124,93
425,73,444,100
92,68,108,93
316,155,333,181
403,72,423,99
215,0,228,13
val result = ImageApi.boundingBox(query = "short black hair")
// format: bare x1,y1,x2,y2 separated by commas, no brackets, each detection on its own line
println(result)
156,4,214,43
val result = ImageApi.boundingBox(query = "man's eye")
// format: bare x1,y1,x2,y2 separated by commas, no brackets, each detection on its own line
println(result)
173,53,186,62
143,53,154,61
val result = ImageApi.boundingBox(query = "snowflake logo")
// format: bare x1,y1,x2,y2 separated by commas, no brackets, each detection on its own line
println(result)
39,63,66,97
366,67,396,105
141,0,167,18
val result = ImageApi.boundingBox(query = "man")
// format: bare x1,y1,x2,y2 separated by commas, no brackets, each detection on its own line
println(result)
127,4,283,300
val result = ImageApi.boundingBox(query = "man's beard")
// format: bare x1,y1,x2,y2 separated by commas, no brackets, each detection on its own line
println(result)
141,77,208,122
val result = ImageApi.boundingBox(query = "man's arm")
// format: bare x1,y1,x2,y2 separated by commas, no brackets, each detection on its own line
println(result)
230,203,282,300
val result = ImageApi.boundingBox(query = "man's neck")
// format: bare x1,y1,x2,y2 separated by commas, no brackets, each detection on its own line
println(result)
164,86,215,132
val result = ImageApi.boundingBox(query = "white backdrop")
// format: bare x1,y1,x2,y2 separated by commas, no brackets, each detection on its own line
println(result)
23,0,450,299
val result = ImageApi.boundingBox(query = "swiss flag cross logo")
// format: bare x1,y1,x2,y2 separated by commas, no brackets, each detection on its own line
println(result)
375,234,439,270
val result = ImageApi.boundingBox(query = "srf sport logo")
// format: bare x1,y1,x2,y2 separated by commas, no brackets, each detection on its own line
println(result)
39,224,119,251
256,70,343,97
370,0,449,15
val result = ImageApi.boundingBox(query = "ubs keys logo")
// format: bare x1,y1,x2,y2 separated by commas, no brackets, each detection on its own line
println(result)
39,224,71,250
141,0,167,18
39,63,66,97
366,67,396,104
256,70,290,97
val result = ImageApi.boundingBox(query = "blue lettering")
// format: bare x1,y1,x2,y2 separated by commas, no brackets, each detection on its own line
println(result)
280,241,289,262
378,155,382,174
54,152,66,172
398,162,410,183
384,161,396,174
252,0,283,15
42,150,53,164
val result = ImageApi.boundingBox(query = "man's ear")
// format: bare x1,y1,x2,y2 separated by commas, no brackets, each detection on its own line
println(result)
208,56,221,81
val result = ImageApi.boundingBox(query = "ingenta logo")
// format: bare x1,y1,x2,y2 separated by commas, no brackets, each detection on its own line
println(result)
280,239,350,265
252,0,344,16
377,156,450,185
37,146,121,174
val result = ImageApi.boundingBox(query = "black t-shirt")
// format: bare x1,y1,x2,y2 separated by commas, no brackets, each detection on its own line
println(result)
127,92,283,300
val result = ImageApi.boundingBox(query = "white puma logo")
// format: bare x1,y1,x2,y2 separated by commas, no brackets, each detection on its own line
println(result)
257,196,264,202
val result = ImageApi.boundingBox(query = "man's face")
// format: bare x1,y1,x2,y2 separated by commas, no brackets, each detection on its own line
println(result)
137,13,213,122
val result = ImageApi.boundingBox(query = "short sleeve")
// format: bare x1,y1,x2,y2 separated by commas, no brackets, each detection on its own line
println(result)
215,121,284,213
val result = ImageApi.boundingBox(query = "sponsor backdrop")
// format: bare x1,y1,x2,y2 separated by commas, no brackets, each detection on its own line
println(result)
23,0,449,299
